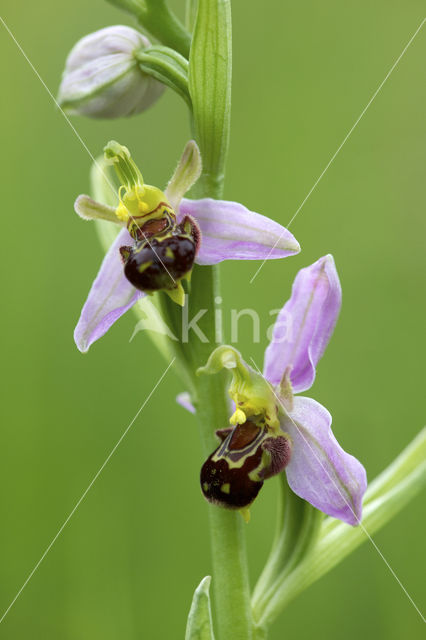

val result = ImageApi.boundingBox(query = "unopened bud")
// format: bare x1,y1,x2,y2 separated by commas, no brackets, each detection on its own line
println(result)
58,26,164,118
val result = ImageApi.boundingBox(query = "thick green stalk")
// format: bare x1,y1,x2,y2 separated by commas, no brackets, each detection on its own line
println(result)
138,0,250,636
185,0,253,635
190,267,253,640
159,263,253,639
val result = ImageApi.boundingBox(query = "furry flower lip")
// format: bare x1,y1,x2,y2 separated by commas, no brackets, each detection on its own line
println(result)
73,140,300,353
196,256,367,525
201,421,292,511
120,218,198,293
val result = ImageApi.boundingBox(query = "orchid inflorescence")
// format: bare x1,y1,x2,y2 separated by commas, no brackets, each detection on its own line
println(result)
58,2,425,639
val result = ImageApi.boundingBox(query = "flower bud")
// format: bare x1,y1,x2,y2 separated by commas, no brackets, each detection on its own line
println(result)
58,26,165,118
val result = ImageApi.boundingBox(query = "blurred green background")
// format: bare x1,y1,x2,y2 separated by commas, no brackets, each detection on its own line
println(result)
0,1,425,638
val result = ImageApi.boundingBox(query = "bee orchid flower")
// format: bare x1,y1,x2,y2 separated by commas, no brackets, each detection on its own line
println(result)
197,255,367,525
74,140,300,352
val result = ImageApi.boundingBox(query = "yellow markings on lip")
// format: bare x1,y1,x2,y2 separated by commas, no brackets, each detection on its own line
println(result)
137,261,153,274
202,482,209,492
220,483,231,494
165,247,174,259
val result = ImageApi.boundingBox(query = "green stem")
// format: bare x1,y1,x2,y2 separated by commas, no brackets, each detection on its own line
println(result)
191,269,253,640
206,502,253,640
158,1,251,632
144,0,251,635
159,263,253,639
140,1,191,58
107,0,191,57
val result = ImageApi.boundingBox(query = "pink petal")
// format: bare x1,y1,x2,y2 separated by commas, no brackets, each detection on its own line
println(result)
178,198,300,265
264,255,341,393
74,228,143,352
283,396,367,525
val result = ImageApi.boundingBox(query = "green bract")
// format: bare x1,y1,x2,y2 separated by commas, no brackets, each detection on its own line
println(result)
185,576,215,640
189,0,232,198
